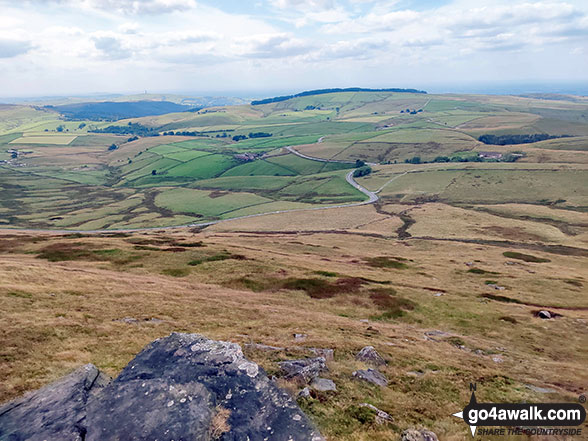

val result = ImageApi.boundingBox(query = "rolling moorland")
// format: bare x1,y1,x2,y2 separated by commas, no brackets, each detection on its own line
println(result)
0,90,587,440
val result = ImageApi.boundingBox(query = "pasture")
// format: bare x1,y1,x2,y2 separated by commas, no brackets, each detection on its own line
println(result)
2,90,588,230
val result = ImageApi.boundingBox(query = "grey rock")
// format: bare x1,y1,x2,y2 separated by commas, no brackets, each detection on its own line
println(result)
309,347,334,361
359,403,393,424
1,333,325,441
487,284,505,290
492,355,504,363
310,378,337,392
115,317,139,324
352,369,388,387
538,310,552,319
0,364,108,441
89,333,324,441
245,343,285,352
355,346,386,366
278,357,328,383
401,429,439,441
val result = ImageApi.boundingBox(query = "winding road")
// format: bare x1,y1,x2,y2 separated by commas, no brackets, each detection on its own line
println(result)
285,145,377,167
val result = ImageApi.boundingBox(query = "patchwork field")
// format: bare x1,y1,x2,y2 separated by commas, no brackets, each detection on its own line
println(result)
2,90,587,230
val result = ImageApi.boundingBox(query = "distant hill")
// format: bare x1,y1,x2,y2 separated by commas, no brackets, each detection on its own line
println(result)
251,87,427,105
51,101,197,121
2,94,247,108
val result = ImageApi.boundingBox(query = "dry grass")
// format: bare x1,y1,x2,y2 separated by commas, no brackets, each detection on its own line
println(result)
209,406,231,439
0,200,587,441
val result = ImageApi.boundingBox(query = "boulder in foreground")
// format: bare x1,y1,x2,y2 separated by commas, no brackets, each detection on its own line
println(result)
0,333,324,441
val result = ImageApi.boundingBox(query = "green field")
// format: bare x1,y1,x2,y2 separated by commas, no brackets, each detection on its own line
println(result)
10,135,78,145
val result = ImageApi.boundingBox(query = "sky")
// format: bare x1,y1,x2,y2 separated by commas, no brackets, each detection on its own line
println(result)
0,0,587,97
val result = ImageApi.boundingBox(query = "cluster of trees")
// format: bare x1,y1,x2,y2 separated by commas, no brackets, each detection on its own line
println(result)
162,130,202,136
403,153,523,164
400,109,423,114
108,144,118,151
251,87,427,105
231,132,273,141
478,133,568,145
90,122,159,137
162,130,235,138
248,132,272,138
127,136,139,142
353,165,372,178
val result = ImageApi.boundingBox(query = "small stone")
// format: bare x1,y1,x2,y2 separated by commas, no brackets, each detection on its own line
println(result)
245,343,285,352
538,310,552,319
433,292,444,297
293,333,308,342
298,387,311,398
492,355,504,363
355,346,386,366
525,384,556,394
146,318,164,323
352,369,388,387
406,371,424,377
359,403,393,424
308,348,334,361
424,330,452,342
115,317,139,324
310,378,336,393
401,429,439,441
359,319,369,323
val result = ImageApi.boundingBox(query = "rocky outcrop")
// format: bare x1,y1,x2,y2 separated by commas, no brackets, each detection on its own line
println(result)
278,357,328,383
0,333,324,441
0,364,109,441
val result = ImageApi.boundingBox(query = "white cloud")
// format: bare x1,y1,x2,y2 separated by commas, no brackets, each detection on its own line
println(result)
0,0,586,95
0,39,32,58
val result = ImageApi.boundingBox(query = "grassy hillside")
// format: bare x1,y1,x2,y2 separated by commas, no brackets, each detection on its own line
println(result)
1,89,587,440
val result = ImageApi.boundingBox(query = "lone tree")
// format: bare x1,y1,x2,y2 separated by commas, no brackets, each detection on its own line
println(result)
151,169,157,175
355,159,366,167
353,166,372,178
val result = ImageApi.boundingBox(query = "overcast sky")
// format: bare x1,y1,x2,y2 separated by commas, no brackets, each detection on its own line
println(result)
0,0,587,97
